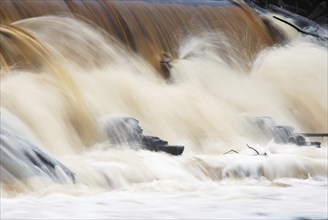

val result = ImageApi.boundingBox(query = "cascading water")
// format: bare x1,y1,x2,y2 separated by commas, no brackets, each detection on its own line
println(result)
0,1,327,219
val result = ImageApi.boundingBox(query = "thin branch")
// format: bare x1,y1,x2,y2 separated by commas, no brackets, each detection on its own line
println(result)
223,149,239,155
247,144,260,155
273,16,328,40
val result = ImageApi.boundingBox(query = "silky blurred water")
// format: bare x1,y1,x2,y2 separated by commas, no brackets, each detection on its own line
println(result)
2,177,327,219
1,15,327,220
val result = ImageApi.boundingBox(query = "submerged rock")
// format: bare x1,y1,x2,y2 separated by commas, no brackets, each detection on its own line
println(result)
248,116,322,147
0,109,75,184
100,116,184,156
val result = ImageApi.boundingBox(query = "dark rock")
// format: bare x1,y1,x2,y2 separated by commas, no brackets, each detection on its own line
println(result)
102,116,184,156
288,134,306,146
249,116,321,147
246,0,327,25
272,125,295,144
246,0,328,41
141,135,184,155
310,141,321,148
0,109,75,183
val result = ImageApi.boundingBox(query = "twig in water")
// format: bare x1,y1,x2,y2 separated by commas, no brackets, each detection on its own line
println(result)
223,149,239,155
273,16,328,40
246,144,260,155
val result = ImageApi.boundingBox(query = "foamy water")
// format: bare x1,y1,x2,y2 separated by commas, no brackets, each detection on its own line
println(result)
2,178,327,219
1,15,327,219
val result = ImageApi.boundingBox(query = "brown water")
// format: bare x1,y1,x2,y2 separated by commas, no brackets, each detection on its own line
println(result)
0,1,327,219
1,0,277,77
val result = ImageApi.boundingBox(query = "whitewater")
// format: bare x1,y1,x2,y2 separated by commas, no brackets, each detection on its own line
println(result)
1,4,327,220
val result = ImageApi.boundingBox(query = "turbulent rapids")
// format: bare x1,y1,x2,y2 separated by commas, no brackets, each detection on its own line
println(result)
1,0,281,81
0,0,327,219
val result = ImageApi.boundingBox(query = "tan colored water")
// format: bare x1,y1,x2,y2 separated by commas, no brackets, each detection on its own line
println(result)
0,0,276,77
0,1,327,219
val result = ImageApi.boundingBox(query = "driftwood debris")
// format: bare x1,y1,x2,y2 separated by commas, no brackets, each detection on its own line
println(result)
223,144,266,156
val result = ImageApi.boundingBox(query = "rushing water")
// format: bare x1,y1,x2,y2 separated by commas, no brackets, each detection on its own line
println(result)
1,1,328,219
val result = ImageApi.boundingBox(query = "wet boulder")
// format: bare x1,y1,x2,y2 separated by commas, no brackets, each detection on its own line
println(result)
100,116,184,155
248,116,321,147
0,109,75,184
